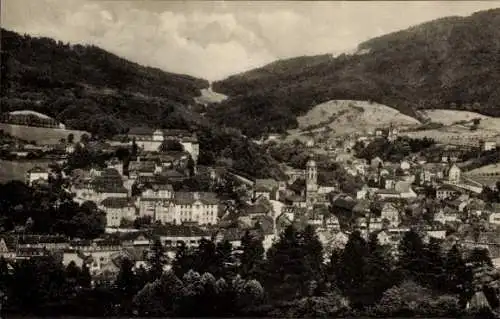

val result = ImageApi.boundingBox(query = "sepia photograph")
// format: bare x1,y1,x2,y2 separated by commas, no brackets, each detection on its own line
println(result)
1,0,500,317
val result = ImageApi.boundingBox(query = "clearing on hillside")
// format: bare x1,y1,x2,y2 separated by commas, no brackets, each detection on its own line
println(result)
296,100,421,134
422,109,491,125
194,87,228,105
0,123,89,145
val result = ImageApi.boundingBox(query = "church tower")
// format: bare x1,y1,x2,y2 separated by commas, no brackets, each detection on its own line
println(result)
306,158,318,194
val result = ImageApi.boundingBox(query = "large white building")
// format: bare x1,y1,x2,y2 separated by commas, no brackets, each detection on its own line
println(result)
126,128,199,163
136,186,219,226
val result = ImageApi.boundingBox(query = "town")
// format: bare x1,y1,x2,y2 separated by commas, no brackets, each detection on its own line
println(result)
2,2,500,316
1,108,500,316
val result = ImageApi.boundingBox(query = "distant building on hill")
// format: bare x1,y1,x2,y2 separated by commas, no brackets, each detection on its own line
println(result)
2,110,66,129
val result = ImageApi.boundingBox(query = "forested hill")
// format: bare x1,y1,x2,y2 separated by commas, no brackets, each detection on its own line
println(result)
0,28,209,137
210,8,500,138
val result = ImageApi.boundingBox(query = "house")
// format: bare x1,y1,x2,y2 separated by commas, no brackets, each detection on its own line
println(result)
374,229,393,246
254,179,279,201
25,166,49,186
436,184,460,200
324,214,341,230
488,204,500,225
166,192,219,226
100,197,136,227
400,160,411,171
446,163,461,183
379,202,400,228
370,157,384,169
128,161,156,179
375,189,401,200
481,140,497,152
434,206,459,224
154,225,211,248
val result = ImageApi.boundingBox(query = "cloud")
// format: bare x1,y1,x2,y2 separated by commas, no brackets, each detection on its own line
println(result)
2,0,500,80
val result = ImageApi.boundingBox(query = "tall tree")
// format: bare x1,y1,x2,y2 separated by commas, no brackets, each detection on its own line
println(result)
264,225,309,300
445,244,471,306
360,232,397,307
172,241,194,278
148,238,168,281
398,229,425,282
337,230,368,308
239,230,264,279
301,225,325,295
115,257,137,298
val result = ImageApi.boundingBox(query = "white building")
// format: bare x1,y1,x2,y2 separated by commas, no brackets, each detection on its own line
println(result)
25,166,49,185
99,197,136,227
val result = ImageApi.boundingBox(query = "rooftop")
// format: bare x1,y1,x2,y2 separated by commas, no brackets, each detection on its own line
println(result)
174,192,219,205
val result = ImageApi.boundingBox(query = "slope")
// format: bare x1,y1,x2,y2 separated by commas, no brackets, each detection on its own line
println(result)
210,8,500,138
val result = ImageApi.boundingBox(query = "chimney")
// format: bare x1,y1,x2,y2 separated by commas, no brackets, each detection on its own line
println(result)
193,192,199,200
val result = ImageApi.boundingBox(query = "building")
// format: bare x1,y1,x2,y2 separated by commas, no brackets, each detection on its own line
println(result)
446,163,461,184
254,179,280,201
169,192,219,226
436,184,460,200
25,166,49,185
100,197,136,227
126,128,199,163
481,140,497,152
306,158,318,204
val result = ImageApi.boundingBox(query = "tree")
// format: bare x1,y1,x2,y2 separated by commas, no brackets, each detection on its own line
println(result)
148,238,168,281
187,155,195,177
445,244,471,306
420,237,446,291
301,225,325,295
131,137,138,157
239,230,264,279
133,271,184,316
172,241,194,278
264,225,313,300
398,229,425,282
336,230,368,308
115,258,137,299
360,232,397,307
80,133,90,144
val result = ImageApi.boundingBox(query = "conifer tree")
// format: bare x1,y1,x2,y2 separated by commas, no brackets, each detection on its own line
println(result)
337,230,368,307
398,229,425,281
172,241,194,278
239,230,264,279
361,232,397,307
264,225,307,300
148,238,168,281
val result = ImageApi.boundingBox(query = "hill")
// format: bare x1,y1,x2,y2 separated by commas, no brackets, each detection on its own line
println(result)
0,28,209,138
295,100,420,133
210,8,500,138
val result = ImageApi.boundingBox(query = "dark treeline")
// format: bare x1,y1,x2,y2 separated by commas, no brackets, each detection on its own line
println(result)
354,136,436,162
1,226,499,317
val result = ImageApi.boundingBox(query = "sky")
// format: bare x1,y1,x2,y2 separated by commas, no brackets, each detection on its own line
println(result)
2,0,500,81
